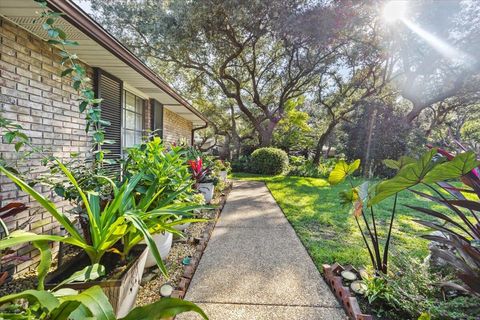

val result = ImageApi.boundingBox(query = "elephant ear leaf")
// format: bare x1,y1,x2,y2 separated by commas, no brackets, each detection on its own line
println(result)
328,159,360,185
369,149,438,205
423,151,480,183
383,156,415,170
119,297,209,320
371,150,480,205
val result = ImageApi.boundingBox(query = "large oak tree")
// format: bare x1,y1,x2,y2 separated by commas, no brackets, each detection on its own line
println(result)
89,0,356,146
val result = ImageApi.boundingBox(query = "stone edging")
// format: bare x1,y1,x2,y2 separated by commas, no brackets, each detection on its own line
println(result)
323,263,373,320
172,181,233,299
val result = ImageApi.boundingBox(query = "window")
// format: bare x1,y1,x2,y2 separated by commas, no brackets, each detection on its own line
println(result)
122,91,144,148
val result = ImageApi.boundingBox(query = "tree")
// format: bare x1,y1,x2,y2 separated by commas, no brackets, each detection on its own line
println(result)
88,0,355,146
387,1,480,123
273,97,313,154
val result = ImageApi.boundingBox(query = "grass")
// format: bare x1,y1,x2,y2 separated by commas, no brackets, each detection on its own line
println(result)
232,172,455,269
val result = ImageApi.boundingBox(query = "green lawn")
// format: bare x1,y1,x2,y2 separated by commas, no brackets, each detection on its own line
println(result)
232,172,451,269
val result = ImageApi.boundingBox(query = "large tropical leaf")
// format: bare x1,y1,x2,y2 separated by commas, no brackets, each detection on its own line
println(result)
119,297,208,320
60,285,115,320
0,166,83,241
370,150,479,205
32,240,52,291
124,212,168,277
328,159,360,185
53,264,105,291
423,151,480,183
0,290,59,313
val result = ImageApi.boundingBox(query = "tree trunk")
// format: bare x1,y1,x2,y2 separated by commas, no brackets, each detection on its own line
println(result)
313,121,337,165
257,120,277,147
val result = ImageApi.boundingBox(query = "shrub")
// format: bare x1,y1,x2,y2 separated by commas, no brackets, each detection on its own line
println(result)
249,147,289,175
362,252,480,320
288,157,335,178
231,155,251,172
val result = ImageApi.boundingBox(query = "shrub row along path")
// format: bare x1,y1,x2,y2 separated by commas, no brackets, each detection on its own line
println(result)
179,180,346,319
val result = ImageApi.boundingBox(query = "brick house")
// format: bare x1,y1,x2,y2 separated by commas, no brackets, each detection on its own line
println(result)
0,0,207,273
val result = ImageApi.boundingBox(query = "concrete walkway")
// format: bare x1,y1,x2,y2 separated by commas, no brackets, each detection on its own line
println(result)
178,180,346,320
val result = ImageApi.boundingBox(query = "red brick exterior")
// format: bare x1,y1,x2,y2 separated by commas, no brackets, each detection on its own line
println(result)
163,108,193,146
0,17,195,274
0,18,94,273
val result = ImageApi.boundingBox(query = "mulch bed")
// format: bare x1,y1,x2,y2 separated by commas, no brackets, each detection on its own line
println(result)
0,182,232,302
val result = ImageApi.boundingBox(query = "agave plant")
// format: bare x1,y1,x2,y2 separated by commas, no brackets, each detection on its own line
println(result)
372,148,480,295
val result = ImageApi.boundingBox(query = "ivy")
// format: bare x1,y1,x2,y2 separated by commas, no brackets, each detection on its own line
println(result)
0,0,113,170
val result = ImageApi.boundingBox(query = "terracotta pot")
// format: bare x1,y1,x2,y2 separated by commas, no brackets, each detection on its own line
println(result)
143,232,173,268
198,182,214,204
46,245,148,318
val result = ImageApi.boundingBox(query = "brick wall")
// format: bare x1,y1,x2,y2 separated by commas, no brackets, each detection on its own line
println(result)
163,108,193,146
0,18,92,273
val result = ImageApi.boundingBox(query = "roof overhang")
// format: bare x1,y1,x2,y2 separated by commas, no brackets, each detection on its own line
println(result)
0,0,208,128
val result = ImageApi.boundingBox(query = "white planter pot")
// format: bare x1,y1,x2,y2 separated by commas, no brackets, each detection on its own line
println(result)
143,232,173,268
219,170,227,182
198,182,214,204
173,221,191,232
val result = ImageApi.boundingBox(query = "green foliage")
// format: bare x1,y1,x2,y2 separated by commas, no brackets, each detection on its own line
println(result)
0,162,168,275
327,159,360,185
288,157,335,178
249,148,289,175
361,253,480,320
341,103,424,178
273,97,313,152
122,137,194,206
0,285,207,320
33,1,112,167
370,149,480,205
231,156,251,172
364,276,398,305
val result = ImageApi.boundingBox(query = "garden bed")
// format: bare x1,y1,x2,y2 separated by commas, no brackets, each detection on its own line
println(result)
135,182,232,306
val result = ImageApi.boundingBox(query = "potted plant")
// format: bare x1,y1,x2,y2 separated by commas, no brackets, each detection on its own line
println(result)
188,157,216,203
122,137,207,268
0,162,182,317
213,160,231,183
0,240,209,320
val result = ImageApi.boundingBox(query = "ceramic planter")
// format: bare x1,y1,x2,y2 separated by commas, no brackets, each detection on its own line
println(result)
219,170,227,182
173,221,191,232
198,182,214,204
46,245,149,318
143,232,173,268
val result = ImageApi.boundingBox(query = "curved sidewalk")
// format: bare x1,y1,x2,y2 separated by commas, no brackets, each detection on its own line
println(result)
178,180,346,320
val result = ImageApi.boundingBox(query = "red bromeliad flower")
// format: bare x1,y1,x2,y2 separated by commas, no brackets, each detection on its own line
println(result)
188,157,203,174
188,157,208,187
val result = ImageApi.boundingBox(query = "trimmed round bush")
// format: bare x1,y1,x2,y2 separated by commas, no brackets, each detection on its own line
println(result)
249,147,289,175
